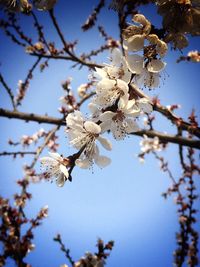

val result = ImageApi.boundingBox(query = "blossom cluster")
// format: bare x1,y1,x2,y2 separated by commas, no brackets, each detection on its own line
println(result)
9,128,59,152
156,0,200,49
57,238,114,267
139,134,163,154
123,14,167,88
40,14,169,187
74,252,105,267
0,0,57,13
0,178,48,266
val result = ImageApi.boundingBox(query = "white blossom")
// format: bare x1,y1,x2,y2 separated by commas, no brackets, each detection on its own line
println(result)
66,111,112,169
93,78,129,108
93,48,131,83
40,152,69,187
123,14,151,52
88,102,102,122
99,99,141,140
122,13,168,89
125,34,145,52
127,54,166,74
126,55,166,88
140,135,162,153
74,252,105,267
136,97,153,114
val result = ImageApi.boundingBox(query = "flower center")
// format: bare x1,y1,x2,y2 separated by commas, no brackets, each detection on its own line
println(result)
112,110,125,122
144,44,157,60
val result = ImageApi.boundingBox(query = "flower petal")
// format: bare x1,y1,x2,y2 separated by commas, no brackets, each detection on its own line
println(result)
144,72,160,88
94,67,107,79
59,164,69,179
75,158,91,169
137,98,153,113
96,78,115,92
97,136,112,151
99,121,110,133
125,119,140,133
40,156,56,164
147,59,166,73
112,124,126,140
48,152,63,161
84,121,101,134
99,111,115,122
66,111,84,127
88,103,99,114
125,99,136,110
110,48,122,65
126,54,144,74
56,173,65,187
127,34,145,52
126,108,140,117
116,79,129,94
94,155,111,168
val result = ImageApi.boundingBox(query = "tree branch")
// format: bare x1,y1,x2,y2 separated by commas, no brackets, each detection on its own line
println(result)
54,234,74,267
15,57,41,106
133,130,200,149
0,73,17,110
0,108,199,149
0,108,65,125
29,125,60,169
130,84,200,139
48,9,101,70
29,52,103,68
0,151,36,157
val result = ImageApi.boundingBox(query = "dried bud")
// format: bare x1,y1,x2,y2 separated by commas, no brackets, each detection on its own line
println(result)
33,0,57,11
156,40,168,57
146,34,159,44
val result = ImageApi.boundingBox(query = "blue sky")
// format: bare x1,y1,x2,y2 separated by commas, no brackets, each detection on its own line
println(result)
0,1,200,267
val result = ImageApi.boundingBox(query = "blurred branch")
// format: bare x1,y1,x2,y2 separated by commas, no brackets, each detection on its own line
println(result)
15,57,41,106
54,234,74,267
0,73,17,110
81,0,105,31
31,11,50,51
0,151,36,157
0,19,27,47
7,12,33,46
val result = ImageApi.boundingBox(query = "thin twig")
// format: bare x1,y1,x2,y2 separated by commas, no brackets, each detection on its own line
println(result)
130,84,200,139
29,52,103,68
0,73,17,110
0,151,36,157
15,57,41,106
77,92,95,107
54,234,74,267
31,11,50,51
48,9,101,70
29,125,60,169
